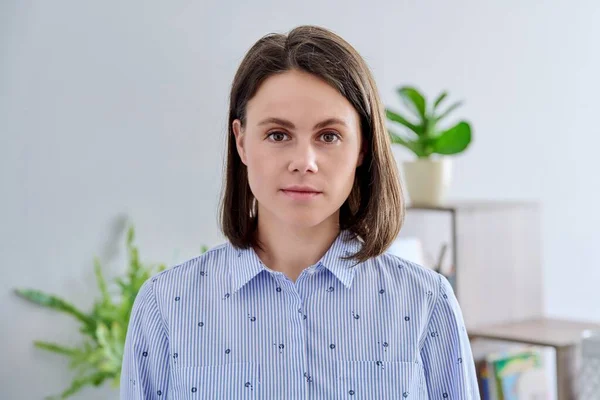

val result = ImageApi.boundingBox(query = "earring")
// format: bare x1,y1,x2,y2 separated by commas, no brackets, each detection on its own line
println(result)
250,197,258,218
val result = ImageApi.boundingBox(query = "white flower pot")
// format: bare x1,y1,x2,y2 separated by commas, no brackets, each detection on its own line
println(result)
402,158,452,206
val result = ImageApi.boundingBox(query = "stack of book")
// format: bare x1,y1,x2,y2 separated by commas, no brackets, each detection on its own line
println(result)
471,339,557,400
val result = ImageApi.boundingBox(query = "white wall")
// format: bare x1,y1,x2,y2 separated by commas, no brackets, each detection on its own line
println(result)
2,0,599,398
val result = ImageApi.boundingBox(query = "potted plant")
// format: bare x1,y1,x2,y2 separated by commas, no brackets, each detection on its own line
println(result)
14,223,210,399
386,86,472,206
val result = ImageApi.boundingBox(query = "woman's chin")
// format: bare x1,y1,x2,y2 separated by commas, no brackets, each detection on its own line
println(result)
277,212,328,229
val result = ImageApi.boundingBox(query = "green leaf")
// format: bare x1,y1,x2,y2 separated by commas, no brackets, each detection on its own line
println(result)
435,100,463,122
432,121,472,155
388,129,426,157
14,289,95,328
110,321,125,361
96,323,110,350
385,109,423,136
34,341,78,356
52,371,110,399
94,258,111,306
127,225,135,247
397,87,427,120
433,91,448,110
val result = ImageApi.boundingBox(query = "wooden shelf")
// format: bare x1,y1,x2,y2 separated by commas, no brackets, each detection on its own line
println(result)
406,199,539,212
468,317,600,349
468,317,600,400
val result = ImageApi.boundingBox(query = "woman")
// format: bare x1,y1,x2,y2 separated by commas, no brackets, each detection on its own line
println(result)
121,25,480,399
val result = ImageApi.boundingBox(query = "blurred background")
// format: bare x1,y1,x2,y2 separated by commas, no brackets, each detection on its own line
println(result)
2,0,599,398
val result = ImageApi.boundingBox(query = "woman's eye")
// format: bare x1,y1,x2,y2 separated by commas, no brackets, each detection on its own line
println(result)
321,132,341,143
267,132,289,142
267,131,340,143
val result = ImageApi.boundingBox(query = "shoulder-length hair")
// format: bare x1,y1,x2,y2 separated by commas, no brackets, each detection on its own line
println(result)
219,25,404,263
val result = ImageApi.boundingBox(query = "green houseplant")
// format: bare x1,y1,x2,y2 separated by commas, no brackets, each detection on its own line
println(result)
14,225,208,399
385,86,473,206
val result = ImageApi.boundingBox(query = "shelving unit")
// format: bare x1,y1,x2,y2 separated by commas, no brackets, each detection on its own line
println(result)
403,200,543,329
401,200,600,400
468,318,600,399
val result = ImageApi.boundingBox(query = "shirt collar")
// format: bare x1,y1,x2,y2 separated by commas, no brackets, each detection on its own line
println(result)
229,229,363,294
317,229,362,289
229,242,267,295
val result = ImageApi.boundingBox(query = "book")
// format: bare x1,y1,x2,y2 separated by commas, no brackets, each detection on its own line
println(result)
471,339,556,400
492,350,548,399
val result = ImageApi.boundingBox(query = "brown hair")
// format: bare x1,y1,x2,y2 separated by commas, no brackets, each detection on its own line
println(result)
219,25,404,263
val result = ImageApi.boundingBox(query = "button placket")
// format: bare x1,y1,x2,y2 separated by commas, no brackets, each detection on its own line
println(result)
286,283,309,398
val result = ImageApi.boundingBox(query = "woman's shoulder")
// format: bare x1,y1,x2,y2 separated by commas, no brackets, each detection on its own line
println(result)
371,251,444,293
144,241,233,293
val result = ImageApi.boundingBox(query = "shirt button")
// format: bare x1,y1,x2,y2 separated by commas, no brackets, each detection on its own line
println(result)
349,389,355,395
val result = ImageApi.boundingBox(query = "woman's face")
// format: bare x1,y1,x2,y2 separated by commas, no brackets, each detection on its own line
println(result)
233,69,364,230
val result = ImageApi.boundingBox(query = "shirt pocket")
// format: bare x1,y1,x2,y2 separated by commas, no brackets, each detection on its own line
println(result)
171,362,260,399
337,360,422,399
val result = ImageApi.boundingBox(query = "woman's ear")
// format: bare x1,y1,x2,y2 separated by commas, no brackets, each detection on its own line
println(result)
232,119,247,165
357,139,367,167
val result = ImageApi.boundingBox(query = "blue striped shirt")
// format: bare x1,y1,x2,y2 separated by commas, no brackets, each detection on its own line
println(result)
120,230,480,399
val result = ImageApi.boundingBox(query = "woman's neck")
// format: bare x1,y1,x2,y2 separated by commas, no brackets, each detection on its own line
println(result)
253,210,341,283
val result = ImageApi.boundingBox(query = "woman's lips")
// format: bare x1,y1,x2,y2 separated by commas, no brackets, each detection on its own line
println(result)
280,189,322,200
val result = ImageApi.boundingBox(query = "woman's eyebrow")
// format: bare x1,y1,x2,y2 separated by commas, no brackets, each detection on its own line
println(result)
257,117,348,130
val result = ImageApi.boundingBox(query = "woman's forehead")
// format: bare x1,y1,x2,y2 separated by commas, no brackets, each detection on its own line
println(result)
246,72,359,128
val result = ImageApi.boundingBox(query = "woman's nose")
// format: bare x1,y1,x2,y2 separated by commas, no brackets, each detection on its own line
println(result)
288,143,318,174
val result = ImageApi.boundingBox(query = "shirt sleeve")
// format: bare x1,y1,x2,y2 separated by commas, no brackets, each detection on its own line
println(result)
120,278,170,399
420,273,480,399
